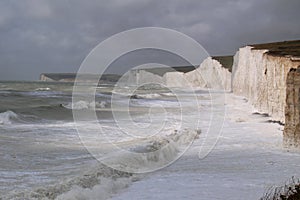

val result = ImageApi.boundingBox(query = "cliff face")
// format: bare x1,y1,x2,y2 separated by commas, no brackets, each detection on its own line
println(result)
136,70,164,85
232,46,300,123
163,72,188,88
126,57,232,90
164,57,232,91
284,67,300,147
40,74,55,81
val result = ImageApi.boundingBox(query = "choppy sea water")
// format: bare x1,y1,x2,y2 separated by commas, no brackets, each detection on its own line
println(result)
0,81,210,199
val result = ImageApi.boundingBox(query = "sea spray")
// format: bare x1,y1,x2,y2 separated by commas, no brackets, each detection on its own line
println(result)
63,101,107,110
0,110,19,125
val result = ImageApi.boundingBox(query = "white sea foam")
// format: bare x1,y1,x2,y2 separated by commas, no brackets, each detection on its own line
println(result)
133,93,161,99
35,87,51,91
0,81,204,200
53,129,200,199
56,177,132,200
160,92,176,97
101,129,201,173
7,163,135,200
63,101,107,110
0,110,18,125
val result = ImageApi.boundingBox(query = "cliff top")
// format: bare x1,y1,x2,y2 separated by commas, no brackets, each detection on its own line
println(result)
212,56,233,72
250,40,300,57
131,66,196,76
130,56,234,76
40,73,79,81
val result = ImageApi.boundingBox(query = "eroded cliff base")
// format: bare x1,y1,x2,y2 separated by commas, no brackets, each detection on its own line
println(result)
284,66,300,148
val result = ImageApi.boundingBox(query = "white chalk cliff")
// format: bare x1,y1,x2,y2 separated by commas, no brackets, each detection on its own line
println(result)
232,46,300,124
185,57,231,91
127,57,232,91
231,40,300,148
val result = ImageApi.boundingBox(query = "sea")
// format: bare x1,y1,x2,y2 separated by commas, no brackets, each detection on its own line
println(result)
3,81,299,200
0,81,208,199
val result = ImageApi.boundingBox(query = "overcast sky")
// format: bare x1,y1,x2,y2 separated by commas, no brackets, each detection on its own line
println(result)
0,0,299,80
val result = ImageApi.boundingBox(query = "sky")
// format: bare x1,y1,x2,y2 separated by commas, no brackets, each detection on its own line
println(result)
0,0,299,80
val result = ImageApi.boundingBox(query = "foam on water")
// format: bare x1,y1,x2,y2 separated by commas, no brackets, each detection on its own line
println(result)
56,177,133,200
131,93,161,99
35,87,51,91
6,163,134,200
63,101,107,110
3,128,200,200
99,128,201,173
0,81,206,199
0,110,19,125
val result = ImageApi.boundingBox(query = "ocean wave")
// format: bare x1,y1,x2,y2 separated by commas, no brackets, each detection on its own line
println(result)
0,110,42,125
102,128,201,173
56,177,133,200
0,110,19,125
160,92,176,97
3,128,200,199
35,87,51,91
63,101,107,110
130,93,161,99
0,101,110,123
7,164,135,200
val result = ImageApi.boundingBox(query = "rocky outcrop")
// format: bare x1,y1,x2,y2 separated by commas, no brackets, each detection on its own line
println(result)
284,66,300,147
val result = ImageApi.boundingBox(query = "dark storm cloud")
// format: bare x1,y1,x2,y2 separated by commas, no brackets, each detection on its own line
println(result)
0,0,299,80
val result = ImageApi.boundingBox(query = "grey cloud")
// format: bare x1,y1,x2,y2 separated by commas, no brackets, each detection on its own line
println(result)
0,0,299,80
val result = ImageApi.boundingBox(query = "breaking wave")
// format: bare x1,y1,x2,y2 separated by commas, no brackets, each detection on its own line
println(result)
55,177,133,200
35,87,51,91
100,128,201,173
130,93,161,99
0,110,19,125
0,110,42,125
0,101,110,123
63,101,108,110
6,128,200,200
7,164,135,200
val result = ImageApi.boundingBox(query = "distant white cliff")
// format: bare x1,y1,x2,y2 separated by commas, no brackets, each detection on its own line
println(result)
183,57,231,91
129,57,232,91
